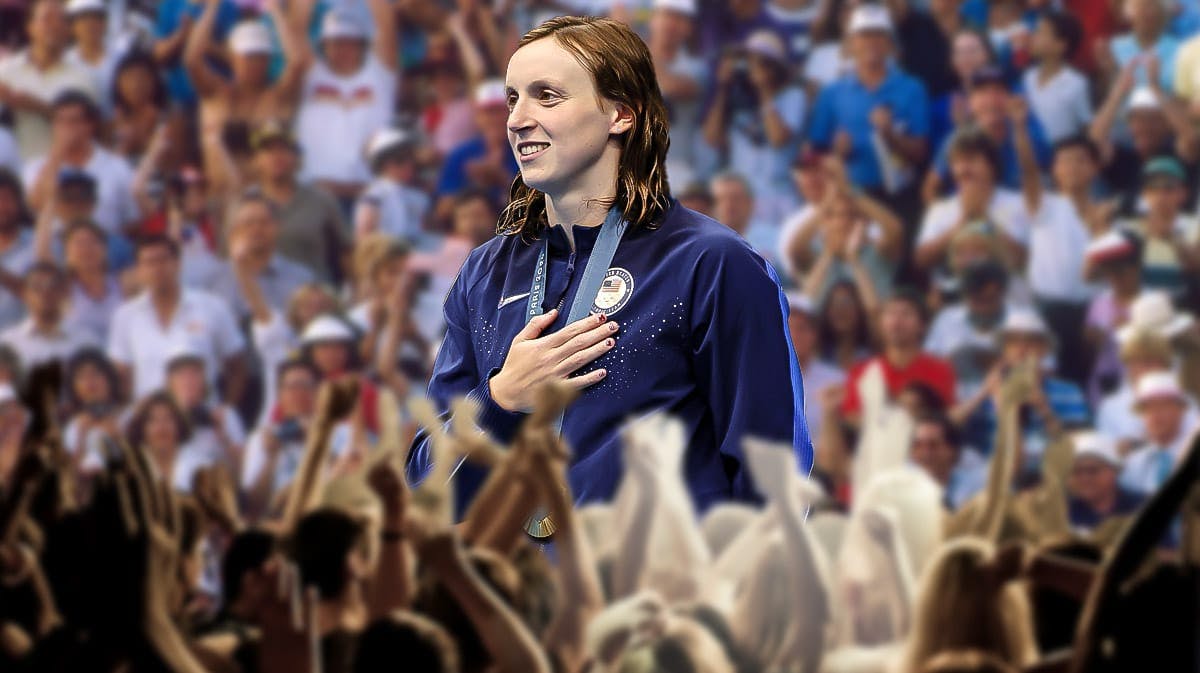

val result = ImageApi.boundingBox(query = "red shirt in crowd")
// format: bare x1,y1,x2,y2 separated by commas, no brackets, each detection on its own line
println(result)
840,352,957,416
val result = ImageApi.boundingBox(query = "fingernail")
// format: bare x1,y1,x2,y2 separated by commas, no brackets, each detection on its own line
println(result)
606,339,613,347
598,313,607,323
598,369,607,378
609,322,618,331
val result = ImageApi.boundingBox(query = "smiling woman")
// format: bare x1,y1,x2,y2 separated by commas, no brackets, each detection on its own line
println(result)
409,16,812,523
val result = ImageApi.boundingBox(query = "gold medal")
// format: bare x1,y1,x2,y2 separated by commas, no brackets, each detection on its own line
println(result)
524,505,557,540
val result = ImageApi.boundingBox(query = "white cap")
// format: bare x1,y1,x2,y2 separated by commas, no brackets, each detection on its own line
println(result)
229,21,274,55
320,10,368,41
165,341,205,370
474,79,508,108
848,4,894,34
301,314,356,345
0,383,15,405
1072,431,1122,468
1134,371,1187,408
653,0,696,16
1129,86,1161,112
66,0,106,16
367,127,415,165
1117,290,1195,345
1085,229,1137,263
786,291,815,316
1001,308,1051,339
744,29,787,63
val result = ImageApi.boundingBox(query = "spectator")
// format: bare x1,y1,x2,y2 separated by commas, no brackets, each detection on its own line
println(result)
817,279,875,370
22,91,141,238
701,28,806,220
433,79,520,224
1090,77,1200,214
61,347,124,475
1121,371,1196,495
354,127,432,244
908,412,985,510
648,0,706,189
58,220,125,346
0,0,98,160
709,171,777,264
786,292,845,443
109,51,170,161
163,344,245,493
1066,431,1144,532
926,260,1016,401
885,0,958,99
808,3,930,197
1118,156,1200,300
417,56,477,163
929,27,997,155
246,121,350,284
123,390,192,489
1101,0,1179,93
107,235,247,403
1083,230,1145,404
213,192,315,320
802,0,855,89
841,288,956,421
0,170,36,330
295,2,399,203
0,261,94,370
64,0,126,118
1023,11,1091,144
152,0,240,107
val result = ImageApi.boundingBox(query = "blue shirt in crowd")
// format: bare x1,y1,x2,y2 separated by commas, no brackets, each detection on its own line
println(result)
435,136,520,206
933,116,1052,191
155,0,240,107
408,200,812,515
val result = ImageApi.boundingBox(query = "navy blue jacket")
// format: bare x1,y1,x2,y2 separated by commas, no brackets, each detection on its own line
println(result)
408,200,812,514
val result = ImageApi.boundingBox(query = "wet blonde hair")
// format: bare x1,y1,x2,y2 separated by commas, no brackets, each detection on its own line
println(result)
498,16,673,239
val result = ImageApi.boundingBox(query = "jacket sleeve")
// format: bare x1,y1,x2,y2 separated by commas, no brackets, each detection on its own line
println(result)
689,238,813,501
406,257,527,488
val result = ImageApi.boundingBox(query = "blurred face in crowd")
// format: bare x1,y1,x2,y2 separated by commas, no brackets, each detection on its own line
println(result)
949,150,996,192
851,29,892,69
52,103,96,151
279,365,318,418
311,341,351,377
371,254,407,299
476,102,510,148
452,195,497,246
137,243,181,296
880,298,924,350
178,181,208,219
787,309,818,362
951,31,989,83
825,284,862,337
710,177,754,235
323,37,367,74
910,420,958,485
143,402,182,452
73,361,112,406
651,8,693,50
1128,109,1167,156
428,63,465,102
965,280,1005,319
1142,178,1185,222
254,141,299,182
64,225,107,274
231,200,280,256
116,61,157,108
1068,457,1118,507
1126,0,1166,35
1099,259,1141,295
1051,144,1098,193
70,10,106,48
967,83,1008,130
167,361,207,410
1140,396,1186,445
1032,17,1065,61
505,37,632,199
28,1,69,54
232,53,271,87
0,186,20,232
1002,332,1049,368
56,185,96,222
791,165,824,204
822,193,861,250
23,269,64,326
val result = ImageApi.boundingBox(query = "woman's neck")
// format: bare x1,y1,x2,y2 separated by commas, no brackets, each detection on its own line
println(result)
544,182,618,251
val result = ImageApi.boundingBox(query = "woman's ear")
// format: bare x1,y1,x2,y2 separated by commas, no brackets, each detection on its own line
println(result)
609,102,635,136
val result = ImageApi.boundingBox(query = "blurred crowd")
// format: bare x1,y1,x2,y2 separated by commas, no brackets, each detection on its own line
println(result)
0,0,1198,672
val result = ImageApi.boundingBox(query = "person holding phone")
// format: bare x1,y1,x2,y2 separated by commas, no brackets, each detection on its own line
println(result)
410,16,811,517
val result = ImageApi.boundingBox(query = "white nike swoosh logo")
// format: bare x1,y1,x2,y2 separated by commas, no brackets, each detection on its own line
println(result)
498,292,531,309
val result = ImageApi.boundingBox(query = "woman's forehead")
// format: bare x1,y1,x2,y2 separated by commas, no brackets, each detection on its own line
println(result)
505,39,588,90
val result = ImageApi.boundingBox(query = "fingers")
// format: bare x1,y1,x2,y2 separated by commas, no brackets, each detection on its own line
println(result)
544,311,608,348
564,367,607,391
553,317,619,360
554,334,617,377
514,308,558,341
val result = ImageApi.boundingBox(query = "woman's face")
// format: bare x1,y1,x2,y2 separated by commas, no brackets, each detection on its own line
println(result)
116,64,155,107
167,363,207,410
144,403,181,451
64,228,108,272
826,287,861,335
951,32,988,81
372,256,406,298
74,362,111,405
324,37,367,74
311,342,350,376
505,38,631,197
0,187,20,230
279,367,317,418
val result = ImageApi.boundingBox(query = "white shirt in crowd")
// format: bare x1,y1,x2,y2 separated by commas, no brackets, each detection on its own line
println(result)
62,274,124,346
1121,418,1198,495
0,50,98,160
917,188,1033,252
296,55,397,185
804,42,854,88
355,177,431,243
0,230,37,329
250,310,297,429
107,289,246,400
727,85,806,223
776,202,883,279
65,45,125,117
1022,66,1093,144
172,406,246,493
1097,382,1200,444
1026,192,1097,303
0,318,96,370
241,422,352,495
22,144,140,234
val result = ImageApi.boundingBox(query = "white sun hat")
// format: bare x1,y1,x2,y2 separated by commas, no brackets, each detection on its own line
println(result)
301,314,357,345
1072,431,1122,468
229,21,275,55
1116,291,1195,345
